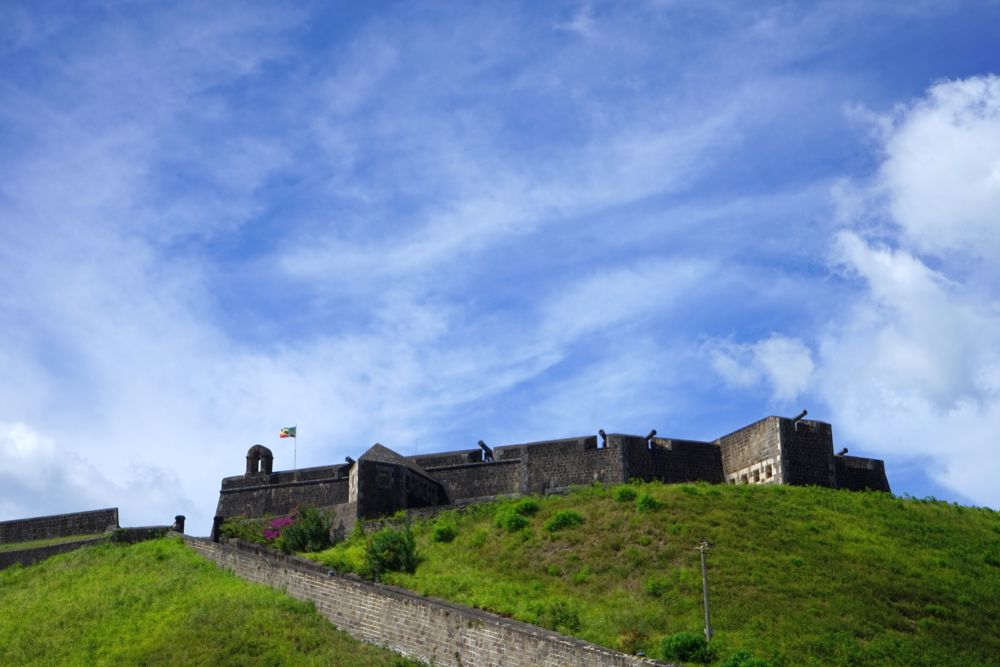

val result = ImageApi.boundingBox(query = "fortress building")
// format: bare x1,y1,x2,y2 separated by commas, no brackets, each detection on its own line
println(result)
214,414,890,536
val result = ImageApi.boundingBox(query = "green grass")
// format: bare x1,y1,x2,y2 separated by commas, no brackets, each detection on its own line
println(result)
0,532,109,553
310,483,1000,667
0,535,420,666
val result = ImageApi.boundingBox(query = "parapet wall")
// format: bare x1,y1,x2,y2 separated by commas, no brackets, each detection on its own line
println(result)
184,536,669,667
510,436,623,494
0,508,119,545
624,437,725,484
780,420,835,487
215,417,892,528
835,456,891,492
716,418,783,483
0,535,110,571
216,467,350,519
428,459,523,502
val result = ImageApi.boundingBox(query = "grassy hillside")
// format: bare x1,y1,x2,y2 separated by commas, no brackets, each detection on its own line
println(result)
310,483,1000,667
0,531,109,552
0,536,419,666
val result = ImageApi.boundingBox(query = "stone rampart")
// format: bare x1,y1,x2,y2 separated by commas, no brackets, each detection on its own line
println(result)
625,438,725,484
716,418,782,482
0,508,119,545
184,536,672,667
0,535,110,571
217,474,350,518
834,455,891,492
428,459,523,503
515,436,623,494
780,420,835,487
214,416,891,529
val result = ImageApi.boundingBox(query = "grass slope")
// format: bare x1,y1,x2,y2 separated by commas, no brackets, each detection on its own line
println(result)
0,536,419,666
0,532,109,553
311,483,1000,667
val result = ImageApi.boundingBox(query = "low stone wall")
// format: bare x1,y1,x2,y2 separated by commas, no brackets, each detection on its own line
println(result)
185,537,672,667
0,508,119,544
0,535,110,570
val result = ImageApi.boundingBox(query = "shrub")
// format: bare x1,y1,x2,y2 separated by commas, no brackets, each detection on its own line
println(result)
495,507,530,532
613,486,638,502
540,600,581,633
493,497,542,532
364,526,418,579
281,506,332,553
636,493,664,512
644,575,671,597
431,522,457,543
571,565,592,584
658,631,715,664
218,516,267,544
514,498,541,516
263,515,294,541
721,649,773,667
544,510,584,532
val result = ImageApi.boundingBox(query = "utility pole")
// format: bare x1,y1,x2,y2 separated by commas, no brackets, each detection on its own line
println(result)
696,540,713,641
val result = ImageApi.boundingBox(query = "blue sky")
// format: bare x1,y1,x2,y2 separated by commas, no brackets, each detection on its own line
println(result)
2,1,999,532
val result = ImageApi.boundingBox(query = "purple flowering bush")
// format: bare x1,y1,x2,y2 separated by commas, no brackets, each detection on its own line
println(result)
264,515,294,541
219,512,296,547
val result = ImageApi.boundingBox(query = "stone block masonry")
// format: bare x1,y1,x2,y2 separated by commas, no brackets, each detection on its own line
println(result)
0,508,119,545
184,536,674,667
215,415,890,536
0,535,110,571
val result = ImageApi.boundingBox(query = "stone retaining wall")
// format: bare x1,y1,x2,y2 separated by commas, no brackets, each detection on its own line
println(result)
184,536,672,667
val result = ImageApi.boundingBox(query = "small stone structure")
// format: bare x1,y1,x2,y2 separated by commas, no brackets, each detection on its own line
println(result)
214,415,890,536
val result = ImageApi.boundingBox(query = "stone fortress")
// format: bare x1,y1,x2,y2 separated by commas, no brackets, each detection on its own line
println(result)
214,412,890,536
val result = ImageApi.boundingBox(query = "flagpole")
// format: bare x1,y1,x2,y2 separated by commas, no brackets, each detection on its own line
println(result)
294,424,298,472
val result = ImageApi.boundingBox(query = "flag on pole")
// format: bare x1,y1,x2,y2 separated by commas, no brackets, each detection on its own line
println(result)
279,426,297,438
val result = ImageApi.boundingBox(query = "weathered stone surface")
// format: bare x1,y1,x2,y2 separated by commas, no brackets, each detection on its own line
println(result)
185,536,674,667
0,508,119,545
214,416,891,530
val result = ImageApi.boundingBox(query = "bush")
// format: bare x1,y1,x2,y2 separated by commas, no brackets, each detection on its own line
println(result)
613,485,638,502
495,507,530,532
364,526,418,579
514,498,541,516
218,516,267,544
539,600,581,633
431,522,457,543
721,649,773,667
644,575,671,597
636,493,664,512
281,506,332,553
544,510,584,532
658,631,715,664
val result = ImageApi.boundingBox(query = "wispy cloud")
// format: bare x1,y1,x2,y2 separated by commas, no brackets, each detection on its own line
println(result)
1,1,998,532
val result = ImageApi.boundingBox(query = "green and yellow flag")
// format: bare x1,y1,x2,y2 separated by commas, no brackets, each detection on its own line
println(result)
279,426,296,439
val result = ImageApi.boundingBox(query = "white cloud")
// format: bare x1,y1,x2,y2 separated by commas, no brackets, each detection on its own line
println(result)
817,75,1000,507
541,260,712,344
877,75,1000,259
707,334,815,403
0,421,192,525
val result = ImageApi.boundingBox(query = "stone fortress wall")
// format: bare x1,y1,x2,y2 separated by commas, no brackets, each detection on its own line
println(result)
0,508,120,545
0,508,122,571
214,414,890,533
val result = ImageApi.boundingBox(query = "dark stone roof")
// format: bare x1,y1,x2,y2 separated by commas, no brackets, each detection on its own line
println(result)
359,443,440,483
